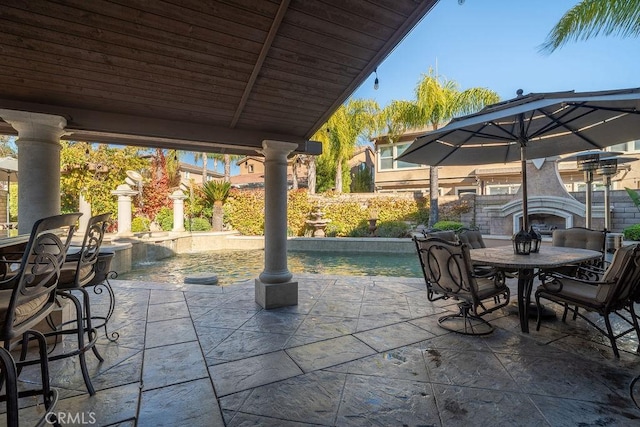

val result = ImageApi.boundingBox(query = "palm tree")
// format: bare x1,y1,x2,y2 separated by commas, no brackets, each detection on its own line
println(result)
202,179,231,231
311,99,380,193
193,152,208,184
540,0,640,53
385,69,499,227
223,154,241,182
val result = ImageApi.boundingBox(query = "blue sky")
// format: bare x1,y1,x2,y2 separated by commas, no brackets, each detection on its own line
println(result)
352,0,639,106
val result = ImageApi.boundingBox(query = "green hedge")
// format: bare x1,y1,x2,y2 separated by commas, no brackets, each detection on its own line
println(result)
132,217,150,232
222,191,470,237
623,224,640,241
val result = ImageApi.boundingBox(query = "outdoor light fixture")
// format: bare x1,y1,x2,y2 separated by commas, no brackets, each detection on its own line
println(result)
373,68,379,90
528,226,541,253
512,228,532,255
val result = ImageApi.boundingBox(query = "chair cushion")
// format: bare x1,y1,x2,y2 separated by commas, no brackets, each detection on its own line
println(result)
458,230,486,249
0,289,50,326
426,230,457,242
56,262,94,289
539,277,610,305
552,228,605,252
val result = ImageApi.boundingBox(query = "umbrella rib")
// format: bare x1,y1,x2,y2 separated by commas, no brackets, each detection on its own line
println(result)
536,106,600,149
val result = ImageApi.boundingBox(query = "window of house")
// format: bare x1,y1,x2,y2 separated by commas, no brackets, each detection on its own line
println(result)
609,142,628,152
378,143,421,171
185,171,190,179
486,184,520,195
456,187,478,195
248,164,254,173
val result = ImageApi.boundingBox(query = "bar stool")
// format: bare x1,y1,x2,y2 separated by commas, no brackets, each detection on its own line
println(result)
45,213,111,395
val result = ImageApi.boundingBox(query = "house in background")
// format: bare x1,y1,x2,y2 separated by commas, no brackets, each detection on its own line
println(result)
231,156,309,189
348,146,375,192
178,162,224,187
232,149,376,191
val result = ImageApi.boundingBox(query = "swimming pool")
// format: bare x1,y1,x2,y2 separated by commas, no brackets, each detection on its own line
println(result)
118,249,422,285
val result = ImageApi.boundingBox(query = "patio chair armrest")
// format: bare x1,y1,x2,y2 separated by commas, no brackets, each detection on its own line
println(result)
539,272,615,293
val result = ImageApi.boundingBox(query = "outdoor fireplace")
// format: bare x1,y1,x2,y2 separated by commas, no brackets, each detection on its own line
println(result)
485,158,604,235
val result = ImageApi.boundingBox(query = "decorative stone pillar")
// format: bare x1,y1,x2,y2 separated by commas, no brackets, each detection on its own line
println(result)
78,192,92,233
169,190,187,233
0,110,67,234
255,140,298,309
111,184,138,237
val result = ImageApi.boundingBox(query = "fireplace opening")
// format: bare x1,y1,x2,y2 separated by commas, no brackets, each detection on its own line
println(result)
528,214,566,235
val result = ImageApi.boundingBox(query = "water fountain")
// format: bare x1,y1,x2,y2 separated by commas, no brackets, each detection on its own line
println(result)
305,206,330,237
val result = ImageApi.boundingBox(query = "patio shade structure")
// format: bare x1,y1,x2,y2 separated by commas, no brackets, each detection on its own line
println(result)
397,88,640,230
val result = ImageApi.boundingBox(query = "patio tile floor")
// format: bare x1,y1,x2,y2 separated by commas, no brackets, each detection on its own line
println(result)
4,273,640,426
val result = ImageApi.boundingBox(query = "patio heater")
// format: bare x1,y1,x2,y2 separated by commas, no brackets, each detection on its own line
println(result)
597,156,620,231
576,153,600,229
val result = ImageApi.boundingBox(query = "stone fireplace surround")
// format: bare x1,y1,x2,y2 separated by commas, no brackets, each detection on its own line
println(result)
483,158,605,235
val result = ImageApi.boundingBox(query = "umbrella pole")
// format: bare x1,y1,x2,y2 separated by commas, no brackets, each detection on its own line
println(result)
520,143,528,231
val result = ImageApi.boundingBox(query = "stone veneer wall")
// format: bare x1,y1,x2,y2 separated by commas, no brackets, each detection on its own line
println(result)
460,190,640,234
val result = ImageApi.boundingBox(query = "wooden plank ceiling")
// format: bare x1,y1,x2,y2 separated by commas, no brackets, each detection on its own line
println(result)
0,0,438,154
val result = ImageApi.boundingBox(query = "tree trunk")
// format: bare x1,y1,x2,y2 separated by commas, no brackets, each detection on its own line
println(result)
429,166,439,227
335,158,343,193
307,156,316,194
201,152,208,183
224,154,231,182
292,155,299,190
212,200,223,231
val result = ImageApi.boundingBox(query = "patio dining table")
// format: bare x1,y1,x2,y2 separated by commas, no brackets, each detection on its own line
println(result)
470,245,603,333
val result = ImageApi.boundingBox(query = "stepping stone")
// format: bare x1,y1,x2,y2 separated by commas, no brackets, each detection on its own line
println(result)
184,273,219,286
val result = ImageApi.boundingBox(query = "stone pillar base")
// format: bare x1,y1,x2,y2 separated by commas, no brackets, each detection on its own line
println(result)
255,279,298,309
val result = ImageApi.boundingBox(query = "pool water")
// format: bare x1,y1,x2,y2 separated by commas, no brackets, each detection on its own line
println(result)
118,250,422,285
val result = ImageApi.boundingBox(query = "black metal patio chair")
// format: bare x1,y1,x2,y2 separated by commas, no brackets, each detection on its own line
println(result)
44,212,114,396
413,237,510,335
0,212,81,426
536,243,640,358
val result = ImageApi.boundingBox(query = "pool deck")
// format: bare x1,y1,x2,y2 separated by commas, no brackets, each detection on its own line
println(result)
8,273,640,426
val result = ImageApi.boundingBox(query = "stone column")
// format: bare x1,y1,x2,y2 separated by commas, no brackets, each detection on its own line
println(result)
169,190,187,232
255,140,298,309
111,184,138,237
78,192,92,233
0,110,67,234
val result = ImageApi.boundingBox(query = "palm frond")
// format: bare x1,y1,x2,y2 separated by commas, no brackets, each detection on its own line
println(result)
540,0,640,53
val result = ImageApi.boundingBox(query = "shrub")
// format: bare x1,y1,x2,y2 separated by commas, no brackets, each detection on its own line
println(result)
347,221,370,237
325,221,348,237
190,217,211,231
433,220,464,231
623,224,640,241
132,217,151,232
224,189,265,235
288,189,313,236
322,202,367,236
155,207,173,231
376,220,411,238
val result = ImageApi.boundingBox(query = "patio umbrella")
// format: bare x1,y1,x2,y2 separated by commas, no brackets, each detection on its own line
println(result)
397,88,640,230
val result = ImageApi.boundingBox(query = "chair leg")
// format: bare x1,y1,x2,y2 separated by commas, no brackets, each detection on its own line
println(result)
604,315,620,358
89,272,120,343
0,347,19,427
49,291,97,395
80,287,104,362
628,303,640,353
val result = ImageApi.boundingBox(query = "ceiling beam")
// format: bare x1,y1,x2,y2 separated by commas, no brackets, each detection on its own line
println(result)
230,0,291,128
